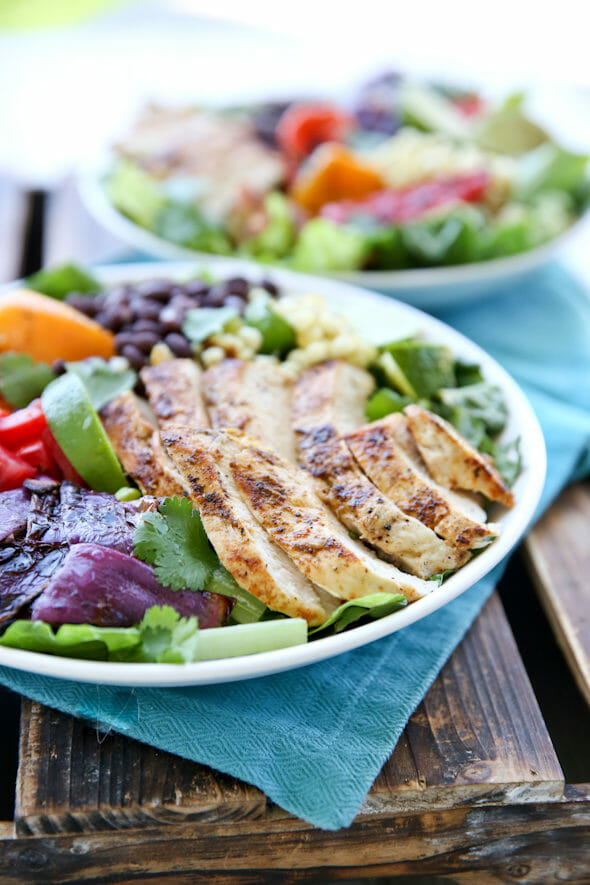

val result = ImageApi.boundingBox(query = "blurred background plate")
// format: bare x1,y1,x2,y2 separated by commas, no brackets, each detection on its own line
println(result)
78,165,590,311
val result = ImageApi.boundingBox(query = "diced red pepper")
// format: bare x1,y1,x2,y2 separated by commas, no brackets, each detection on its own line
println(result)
0,442,36,491
41,425,85,486
0,399,47,449
16,439,57,476
276,103,355,160
320,170,490,225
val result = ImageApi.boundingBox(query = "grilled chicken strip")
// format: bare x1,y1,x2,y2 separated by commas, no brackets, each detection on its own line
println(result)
203,359,296,463
100,392,188,498
404,404,514,508
293,361,469,579
345,417,496,552
141,359,210,432
219,430,433,603
380,412,488,523
161,427,334,625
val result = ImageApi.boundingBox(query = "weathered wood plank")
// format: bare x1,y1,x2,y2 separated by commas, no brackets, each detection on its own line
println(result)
16,703,266,836
363,592,564,814
525,480,590,706
2,790,590,884
43,177,127,268
0,178,28,283
16,593,564,837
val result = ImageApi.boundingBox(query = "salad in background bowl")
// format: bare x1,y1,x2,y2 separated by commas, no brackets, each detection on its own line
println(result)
80,72,589,308
0,259,545,685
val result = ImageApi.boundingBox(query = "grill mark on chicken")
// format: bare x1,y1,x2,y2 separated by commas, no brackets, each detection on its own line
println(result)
293,361,469,578
345,418,496,552
100,392,189,498
209,429,433,603
404,404,514,508
141,359,210,432
161,427,333,625
203,358,296,463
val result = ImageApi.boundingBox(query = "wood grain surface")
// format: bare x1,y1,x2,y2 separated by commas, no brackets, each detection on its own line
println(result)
525,481,590,706
16,593,564,839
3,788,590,884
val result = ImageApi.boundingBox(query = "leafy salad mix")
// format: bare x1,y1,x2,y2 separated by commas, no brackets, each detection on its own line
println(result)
105,73,589,273
0,265,520,664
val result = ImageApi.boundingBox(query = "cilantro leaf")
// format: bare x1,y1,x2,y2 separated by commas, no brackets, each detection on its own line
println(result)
136,605,200,663
134,497,218,591
65,357,137,411
0,352,56,408
310,593,407,636
182,306,238,345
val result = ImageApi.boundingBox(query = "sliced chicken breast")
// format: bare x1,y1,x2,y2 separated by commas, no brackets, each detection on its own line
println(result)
404,404,514,508
203,358,296,463
381,412,488,523
161,427,333,625
219,430,434,603
345,417,496,552
100,392,189,498
141,359,209,432
293,361,469,579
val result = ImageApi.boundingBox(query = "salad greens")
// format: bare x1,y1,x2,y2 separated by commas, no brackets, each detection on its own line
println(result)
104,75,589,273
367,336,520,487
0,605,307,663
0,352,56,408
133,497,267,624
26,263,102,301
311,593,408,635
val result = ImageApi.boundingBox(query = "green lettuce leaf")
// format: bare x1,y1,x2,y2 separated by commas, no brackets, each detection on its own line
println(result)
290,218,369,272
0,352,55,408
26,263,101,301
240,192,296,260
107,159,167,229
517,143,589,199
310,593,407,635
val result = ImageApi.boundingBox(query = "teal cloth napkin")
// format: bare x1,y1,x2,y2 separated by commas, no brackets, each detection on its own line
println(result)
1,263,589,830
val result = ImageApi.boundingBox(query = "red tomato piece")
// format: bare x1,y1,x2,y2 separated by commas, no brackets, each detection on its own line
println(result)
16,439,57,476
0,398,47,449
276,103,355,159
0,442,36,491
41,425,86,485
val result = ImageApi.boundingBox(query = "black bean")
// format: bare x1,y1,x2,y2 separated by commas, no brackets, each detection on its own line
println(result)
100,305,133,332
203,284,229,308
51,359,67,376
225,277,250,298
133,331,161,355
104,285,132,307
159,306,183,333
132,299,162,322
119,344,146,371
134,279,175,301
132,318,161,334
114,331,139,350
259,278,280,297
170,294,195,313
164,333,193,358
67,294,99,316
222,294,247,313
182,279,210,299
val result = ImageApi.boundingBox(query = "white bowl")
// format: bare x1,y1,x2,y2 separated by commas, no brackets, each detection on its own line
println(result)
78,166,590,311
0,259,546,685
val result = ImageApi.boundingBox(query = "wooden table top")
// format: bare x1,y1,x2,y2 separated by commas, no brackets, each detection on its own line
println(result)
0,179,589,884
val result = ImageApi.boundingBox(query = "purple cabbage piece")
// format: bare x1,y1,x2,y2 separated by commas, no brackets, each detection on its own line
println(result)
0,488,31,542
0,544,67,624
31,543,232,629
26,482,154,554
